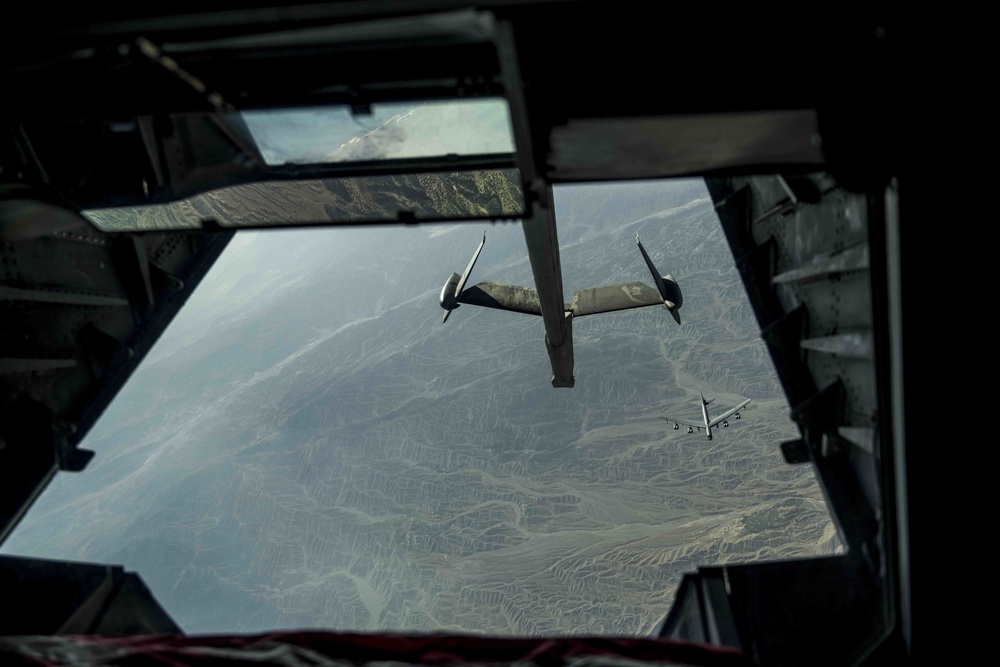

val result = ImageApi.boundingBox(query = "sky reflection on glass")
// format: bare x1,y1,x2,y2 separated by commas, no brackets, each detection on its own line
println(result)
242,99,516,166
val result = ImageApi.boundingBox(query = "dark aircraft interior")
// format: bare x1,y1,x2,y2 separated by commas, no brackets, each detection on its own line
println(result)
1,3,935,665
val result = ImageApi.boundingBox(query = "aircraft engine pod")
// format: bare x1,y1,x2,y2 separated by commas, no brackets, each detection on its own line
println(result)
687,427,694,433
673,423,679,430
723,421,729,427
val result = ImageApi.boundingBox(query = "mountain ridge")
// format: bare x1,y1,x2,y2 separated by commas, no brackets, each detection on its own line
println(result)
3,178,835,636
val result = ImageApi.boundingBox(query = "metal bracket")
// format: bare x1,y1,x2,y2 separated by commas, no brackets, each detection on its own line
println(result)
790,378,845,442
761,303,808,354
79,324,134,381
112,235,155,318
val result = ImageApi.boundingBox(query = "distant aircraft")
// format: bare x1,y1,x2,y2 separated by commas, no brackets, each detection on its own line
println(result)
661,392,751,440
440,232,682,326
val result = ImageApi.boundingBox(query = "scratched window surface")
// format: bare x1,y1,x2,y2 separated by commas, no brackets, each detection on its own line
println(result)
82,99,520,232
82,168,525,231
242,99,516,165
2,176,836,635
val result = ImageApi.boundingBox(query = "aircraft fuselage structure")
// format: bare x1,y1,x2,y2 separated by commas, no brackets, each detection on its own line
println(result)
701,395,713,439
663,393,751,440
438,230,682,387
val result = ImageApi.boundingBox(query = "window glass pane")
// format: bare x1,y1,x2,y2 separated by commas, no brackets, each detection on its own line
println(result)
242,99,515,166
9,177,836,637
83,169,525,231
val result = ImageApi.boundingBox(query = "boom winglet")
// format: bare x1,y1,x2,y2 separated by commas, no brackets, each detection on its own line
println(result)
439,232,487,323
637,232,682,323
456,232,486,298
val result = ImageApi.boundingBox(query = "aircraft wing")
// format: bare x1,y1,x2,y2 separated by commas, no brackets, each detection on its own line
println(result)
661,416,704,430
708,399,752,427
568,282,663,317
458,281,542,316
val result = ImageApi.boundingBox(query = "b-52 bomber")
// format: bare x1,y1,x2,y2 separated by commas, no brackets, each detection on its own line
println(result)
440,232,682,381
662,392,751,440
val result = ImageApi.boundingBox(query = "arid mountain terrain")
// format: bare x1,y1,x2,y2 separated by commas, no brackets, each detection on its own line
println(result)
4,174,837,636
